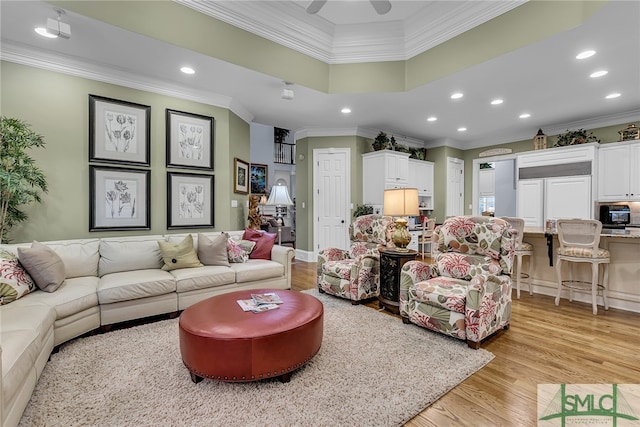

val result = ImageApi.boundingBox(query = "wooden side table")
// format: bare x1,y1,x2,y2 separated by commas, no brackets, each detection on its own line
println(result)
379,249,418,314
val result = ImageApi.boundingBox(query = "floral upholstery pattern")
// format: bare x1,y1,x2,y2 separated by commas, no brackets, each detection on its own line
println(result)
318,214,394,302
400,216,515,348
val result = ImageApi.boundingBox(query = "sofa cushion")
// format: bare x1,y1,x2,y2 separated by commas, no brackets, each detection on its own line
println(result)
409,277,470,314
98,236,164,276
45,239,100,278
197,233,230,267
0,250,36,305
17,241,66,293
242,228,277,260
170,265,236,293
157,235,203,271
231,259,285,283
227,238,254,263
322,259,355,281
97,269,176,304
19,277,100,319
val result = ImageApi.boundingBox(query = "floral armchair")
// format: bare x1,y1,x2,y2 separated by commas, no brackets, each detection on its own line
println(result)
318,214,395,303
399,216,516,348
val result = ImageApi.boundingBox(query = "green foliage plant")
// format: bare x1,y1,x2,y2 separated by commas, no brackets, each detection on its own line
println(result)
353,204,373,218
554,128,600,147
0,116,48,243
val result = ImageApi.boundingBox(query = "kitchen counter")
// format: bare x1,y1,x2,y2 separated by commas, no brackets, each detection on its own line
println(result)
521,227,640,312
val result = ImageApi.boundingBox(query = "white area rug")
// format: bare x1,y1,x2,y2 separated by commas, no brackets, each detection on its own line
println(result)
19,290,494,427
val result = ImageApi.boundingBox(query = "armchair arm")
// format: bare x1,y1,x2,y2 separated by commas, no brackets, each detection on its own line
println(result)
317,247,350,279
465,274,512,344
399,261,438,316
349,252,381,300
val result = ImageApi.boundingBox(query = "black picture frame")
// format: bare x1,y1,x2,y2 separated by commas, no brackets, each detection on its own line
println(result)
234,157,249,194
89,165,150,231
89,95,151,166
167,172,214,229
250,163,268,195
166,109,214,170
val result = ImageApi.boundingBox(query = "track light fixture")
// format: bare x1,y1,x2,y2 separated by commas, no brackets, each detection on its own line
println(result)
35,8,71,39
281,81,294,101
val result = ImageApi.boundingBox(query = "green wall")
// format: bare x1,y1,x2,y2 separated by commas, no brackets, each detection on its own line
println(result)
294,135,371,252
1,61,249,243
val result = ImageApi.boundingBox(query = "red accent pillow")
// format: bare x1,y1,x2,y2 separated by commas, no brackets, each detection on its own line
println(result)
242,228,277,260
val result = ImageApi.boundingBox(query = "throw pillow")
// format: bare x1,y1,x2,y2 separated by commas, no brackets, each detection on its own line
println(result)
243,228,277,260
197,234,230,267
226,237,255,263
0,250,36,304
17,241,66,293
157,235,203,271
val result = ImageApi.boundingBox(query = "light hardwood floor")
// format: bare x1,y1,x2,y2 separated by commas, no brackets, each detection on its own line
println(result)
291,259,640,426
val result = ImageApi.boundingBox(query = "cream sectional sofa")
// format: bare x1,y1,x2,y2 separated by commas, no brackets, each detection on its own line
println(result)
0,231,294,427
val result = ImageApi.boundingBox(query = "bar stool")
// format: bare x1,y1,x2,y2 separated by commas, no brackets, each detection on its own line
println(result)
501,217,533,298
417,217,436,259
554,219,610,315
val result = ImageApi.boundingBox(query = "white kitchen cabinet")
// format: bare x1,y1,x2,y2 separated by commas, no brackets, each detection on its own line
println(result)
362,151,411,208
517,176,592,227
517,179,544,227
478,169,495,196
408,159,434,196
598,141,640,201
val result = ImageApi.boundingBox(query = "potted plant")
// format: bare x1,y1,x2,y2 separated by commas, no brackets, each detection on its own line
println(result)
554,128,600,147
353,204,373,218
372,131,390,151
0,116,48,243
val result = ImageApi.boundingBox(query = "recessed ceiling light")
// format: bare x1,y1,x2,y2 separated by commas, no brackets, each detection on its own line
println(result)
519,113,531,119
491,99,504,105
605,93,621,99
457,127,467,132
590,70,608,78
180,66,195,75
341,108,351,114
450,92,463,99
427,116,437,122
576,50,596,59
34,27,58,38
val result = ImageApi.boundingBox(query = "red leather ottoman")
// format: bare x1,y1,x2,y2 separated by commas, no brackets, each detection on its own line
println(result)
179,289,323,383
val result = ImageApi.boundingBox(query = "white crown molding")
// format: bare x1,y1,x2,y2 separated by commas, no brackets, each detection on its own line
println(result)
294,126,425,147
176,0,526,64
0,41,255,124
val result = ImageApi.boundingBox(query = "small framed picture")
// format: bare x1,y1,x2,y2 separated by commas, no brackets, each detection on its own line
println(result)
89,165,150,231
167,172,214,229
250,163,268,195
89,95,151,166
166,109,214,170
234,158,249,194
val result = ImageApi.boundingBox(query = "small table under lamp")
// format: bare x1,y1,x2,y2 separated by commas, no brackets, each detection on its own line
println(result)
383,188,420,251
266,184,294,226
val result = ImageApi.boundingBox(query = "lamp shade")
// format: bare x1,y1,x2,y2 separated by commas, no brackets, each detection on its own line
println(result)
266,184,293,206
383,188,419,216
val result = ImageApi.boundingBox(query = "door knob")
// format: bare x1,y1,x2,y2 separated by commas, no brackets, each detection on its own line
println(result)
341,220,345,223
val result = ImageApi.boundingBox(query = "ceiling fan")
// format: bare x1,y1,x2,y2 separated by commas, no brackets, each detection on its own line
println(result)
306,0,392,15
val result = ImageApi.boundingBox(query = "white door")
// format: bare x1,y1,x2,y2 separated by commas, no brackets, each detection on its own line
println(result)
517,179,544,227
446,157,464,217
313,148,350,256
546,176,592,221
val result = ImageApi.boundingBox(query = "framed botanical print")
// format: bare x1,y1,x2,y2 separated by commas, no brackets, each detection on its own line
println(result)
89,165,150,231
234,157,249,194
250,163,268,195
167,172,214,229
166,109,214,170
89,95,151,166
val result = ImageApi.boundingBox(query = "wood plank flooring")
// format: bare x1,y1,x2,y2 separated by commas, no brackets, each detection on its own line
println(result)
291,259,640,426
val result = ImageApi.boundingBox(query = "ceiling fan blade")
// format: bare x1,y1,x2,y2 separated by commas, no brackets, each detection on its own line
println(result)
370,0,392,15
306,0,327,14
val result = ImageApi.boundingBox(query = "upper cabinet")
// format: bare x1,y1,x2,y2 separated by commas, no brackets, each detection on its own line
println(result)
478,169,495,197
363,151,433,210
597,141,640,201
408,159,434,196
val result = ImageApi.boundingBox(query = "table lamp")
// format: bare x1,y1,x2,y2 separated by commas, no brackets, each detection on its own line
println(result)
266,184,293,226
383,188,419,251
